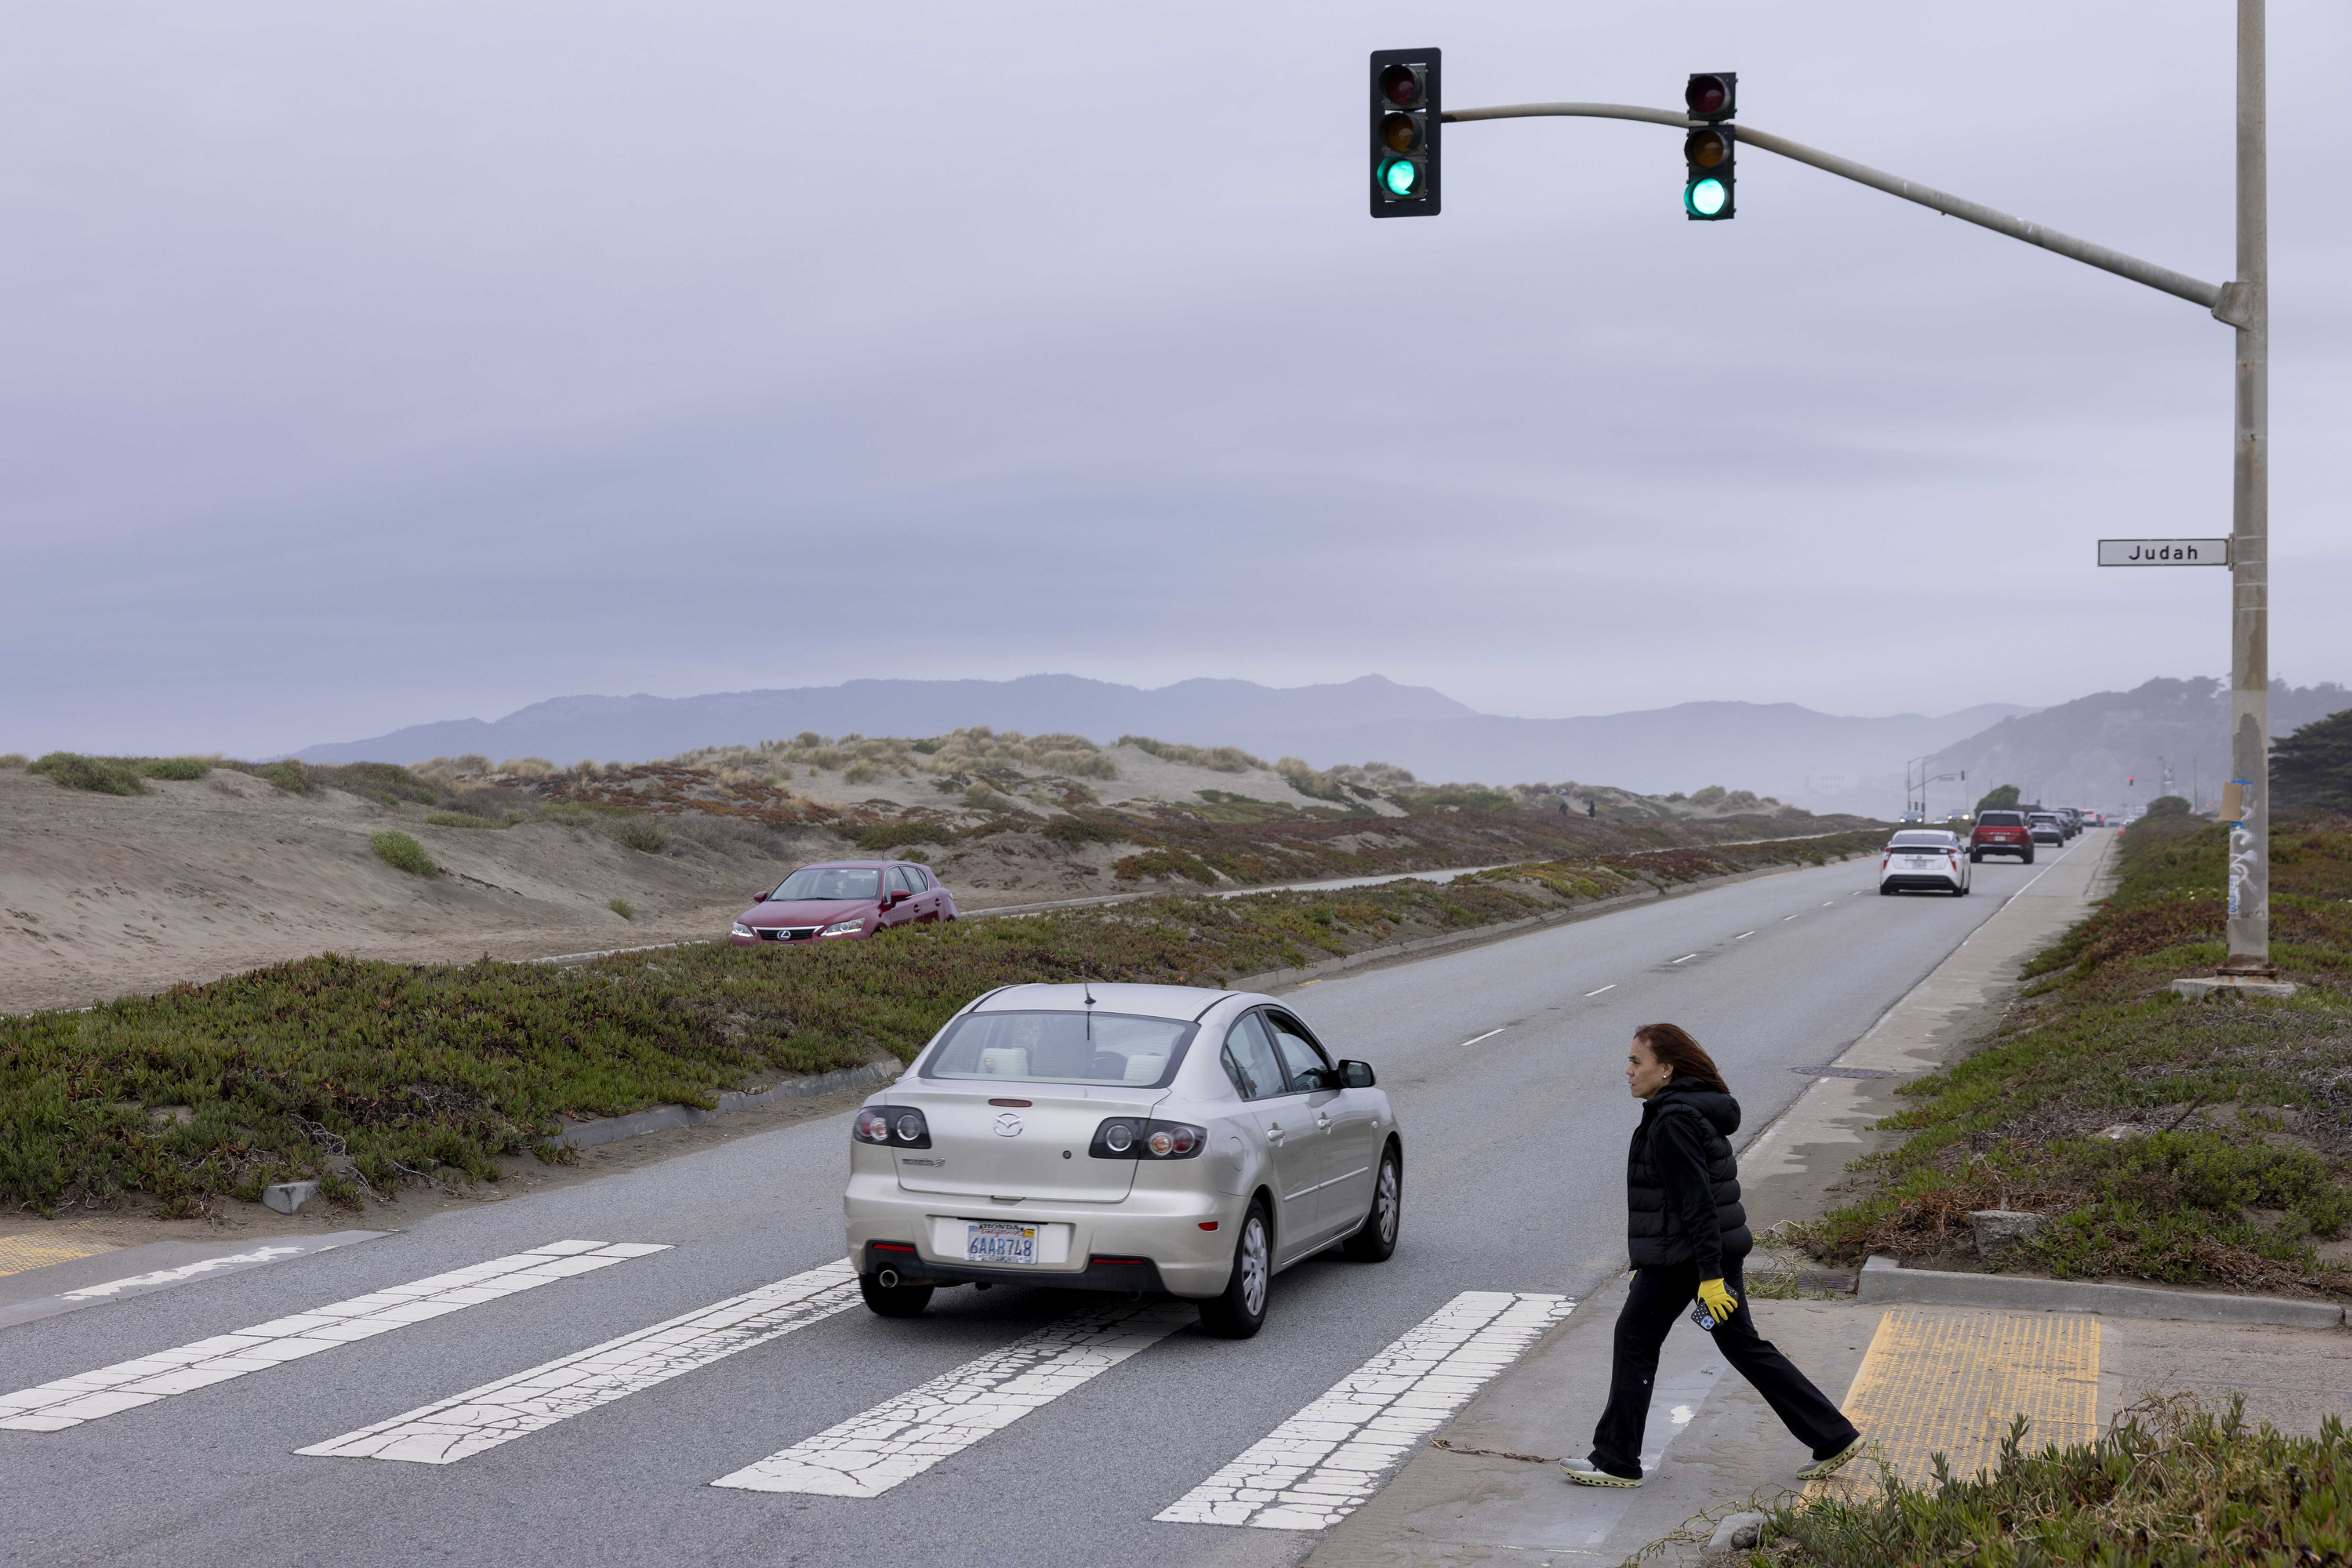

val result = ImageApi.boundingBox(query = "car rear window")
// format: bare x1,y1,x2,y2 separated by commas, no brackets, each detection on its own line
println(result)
922,1010,1197,1089
771,866,884,901
1889,836,1954,851
1977,812,2025,827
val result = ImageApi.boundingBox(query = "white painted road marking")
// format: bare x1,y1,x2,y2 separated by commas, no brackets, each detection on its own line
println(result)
1670,953,1698,964
1156,1290,1573,1530
1781,914,1801,920
300,1259,858,1464
1733,930,1756,939
0,1241,666,1432
713,1298,1194,1497
1458,1028,1505,1047
1583,984,1615,996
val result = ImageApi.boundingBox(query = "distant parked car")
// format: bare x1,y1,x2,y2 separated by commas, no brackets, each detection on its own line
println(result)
1879,830,1971,896
1970,810,2034,863
2028,813,2065,846
731,860,956,946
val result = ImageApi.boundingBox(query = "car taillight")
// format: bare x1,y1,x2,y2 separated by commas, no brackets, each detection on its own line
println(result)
854,1106,930,1148
1089,1118,1206,1160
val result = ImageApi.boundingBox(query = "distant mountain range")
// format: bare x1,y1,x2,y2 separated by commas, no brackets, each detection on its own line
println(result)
1924,677,2352,815
295,675,2033,810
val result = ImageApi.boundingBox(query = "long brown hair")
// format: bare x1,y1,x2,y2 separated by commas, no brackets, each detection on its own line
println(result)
1633,1022,1729,1094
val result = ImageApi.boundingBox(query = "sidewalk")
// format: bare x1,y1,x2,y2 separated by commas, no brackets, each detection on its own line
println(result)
1299,833,2343,1564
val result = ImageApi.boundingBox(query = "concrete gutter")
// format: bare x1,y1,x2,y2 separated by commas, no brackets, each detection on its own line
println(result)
1859,1254,2347,1329
554,1058,901,1150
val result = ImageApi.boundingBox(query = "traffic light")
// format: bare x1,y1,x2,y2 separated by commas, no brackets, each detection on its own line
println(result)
1370,48,1441,218
1682,71,1736,220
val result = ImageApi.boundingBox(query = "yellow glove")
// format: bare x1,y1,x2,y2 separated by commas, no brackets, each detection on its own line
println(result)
1696,1278,1738,1323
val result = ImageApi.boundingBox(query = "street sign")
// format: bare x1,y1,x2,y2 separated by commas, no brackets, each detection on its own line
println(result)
2097,538,2230,566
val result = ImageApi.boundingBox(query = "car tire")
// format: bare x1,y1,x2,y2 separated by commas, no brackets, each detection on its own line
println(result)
1198,1200,1272,1340
1969,851,1982,863
858,1272,935,1319
1341,1145,1402,1263
2023,849,2036,864
1878,885,1894,895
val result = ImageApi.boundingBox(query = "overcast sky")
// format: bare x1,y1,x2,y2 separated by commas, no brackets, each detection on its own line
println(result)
5,1,2347,758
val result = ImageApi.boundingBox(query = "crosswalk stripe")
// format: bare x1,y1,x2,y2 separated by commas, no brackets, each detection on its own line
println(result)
0,1240,668,1432
712,1298,1196,1498
298,1259,858,1464
1155,1290,1573,1530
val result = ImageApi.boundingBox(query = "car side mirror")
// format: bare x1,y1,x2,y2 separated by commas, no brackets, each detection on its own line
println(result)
884,891,906,907
1337,1059,1376,1089
753,892,773,904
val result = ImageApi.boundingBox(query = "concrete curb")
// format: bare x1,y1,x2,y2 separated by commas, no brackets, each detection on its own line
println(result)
1230,854,1865,994
1858,1254,2348,1328
554,1058,902,1151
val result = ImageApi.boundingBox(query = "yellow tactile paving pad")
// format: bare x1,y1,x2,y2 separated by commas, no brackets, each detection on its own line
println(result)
0,1222,124,1279
1824,1306,2100,1493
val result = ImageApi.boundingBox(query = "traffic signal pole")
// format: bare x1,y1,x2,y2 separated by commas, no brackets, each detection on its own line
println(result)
2226,0,2270,975
1437,0,2274,975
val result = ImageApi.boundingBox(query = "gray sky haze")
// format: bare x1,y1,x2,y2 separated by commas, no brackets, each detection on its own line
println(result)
5,1,2347,757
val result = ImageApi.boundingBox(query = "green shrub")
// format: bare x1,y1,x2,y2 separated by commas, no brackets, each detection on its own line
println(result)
608,898,635,920
0,753,27,768
231,760,310,793
424,811,505,829
133,757,210,781
536,800,604,826
313,761,436,805
1759,1397,2352,1565
371,831,438,876
612,818,668,854
2144,793,2193,818
29,753,145,795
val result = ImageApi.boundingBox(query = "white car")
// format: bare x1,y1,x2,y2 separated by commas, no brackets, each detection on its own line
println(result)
1878,830,1971,896
843,983,1403,1338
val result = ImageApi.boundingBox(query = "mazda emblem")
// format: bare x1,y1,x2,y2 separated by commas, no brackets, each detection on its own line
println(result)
993,1113,1024,1138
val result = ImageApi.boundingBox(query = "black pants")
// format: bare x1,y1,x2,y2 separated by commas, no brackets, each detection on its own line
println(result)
1588,1258,1857,1479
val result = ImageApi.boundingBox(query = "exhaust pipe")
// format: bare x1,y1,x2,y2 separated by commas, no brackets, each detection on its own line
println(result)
877,1267,901,1289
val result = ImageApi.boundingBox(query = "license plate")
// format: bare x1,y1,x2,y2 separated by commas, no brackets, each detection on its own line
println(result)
1905,857,1936,866
965,1221,1039,1265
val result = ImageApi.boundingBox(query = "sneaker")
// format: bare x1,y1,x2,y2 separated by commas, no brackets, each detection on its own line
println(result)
1559,1459,1642,1488
1796,1435,1865,1480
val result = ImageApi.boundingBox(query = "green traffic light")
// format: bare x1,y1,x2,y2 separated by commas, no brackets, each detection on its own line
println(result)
1686,176,1727,216
1382,158,1419,197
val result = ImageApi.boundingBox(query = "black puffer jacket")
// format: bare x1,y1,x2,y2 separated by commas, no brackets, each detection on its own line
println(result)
1625,1082,1751,1276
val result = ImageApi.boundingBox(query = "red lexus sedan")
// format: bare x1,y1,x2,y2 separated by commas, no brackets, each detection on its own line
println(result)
730,860,956,946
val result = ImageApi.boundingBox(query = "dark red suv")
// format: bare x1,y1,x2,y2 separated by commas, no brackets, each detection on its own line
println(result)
1969,810,2034,863
730,860,956,946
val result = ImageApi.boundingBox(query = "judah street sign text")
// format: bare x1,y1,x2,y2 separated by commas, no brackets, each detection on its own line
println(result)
2097,538,2230,567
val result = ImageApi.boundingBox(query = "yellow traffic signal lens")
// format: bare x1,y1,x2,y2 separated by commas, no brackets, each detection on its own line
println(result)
1686,176,1727,216
1382,158,1420,197
1381,112,1420,154
1379,64,1421,107
1685,129,1730,169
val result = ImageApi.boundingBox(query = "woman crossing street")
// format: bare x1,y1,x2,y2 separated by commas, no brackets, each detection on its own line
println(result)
1560,1022,1865,1488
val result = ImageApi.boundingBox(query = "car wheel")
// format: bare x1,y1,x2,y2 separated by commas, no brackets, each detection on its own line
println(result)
2023,849,2036,864
1878,885,1894,895
858,1272,935,1319
1342,1145,1402,1263
1198,1201,1272,1339
1969,851,1982,863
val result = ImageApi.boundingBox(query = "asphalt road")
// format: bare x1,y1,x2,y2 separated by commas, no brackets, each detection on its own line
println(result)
1,840,2086,1568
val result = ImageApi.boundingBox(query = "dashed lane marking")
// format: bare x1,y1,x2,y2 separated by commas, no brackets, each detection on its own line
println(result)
1155,1290,1573,1530
1458,1028,1505,1047
1733,930,1756,939
713,1298,1194,1497
1669,953,1699,964
300,1260,857,1464
1780,914,1801,921
0,1241,667,1432
1583,985,1616,997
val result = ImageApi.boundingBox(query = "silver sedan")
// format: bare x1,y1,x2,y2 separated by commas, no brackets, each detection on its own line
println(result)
842,983,1403,1338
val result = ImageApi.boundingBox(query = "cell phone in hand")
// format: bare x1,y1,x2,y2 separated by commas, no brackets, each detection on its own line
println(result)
1689,1298,1719,1333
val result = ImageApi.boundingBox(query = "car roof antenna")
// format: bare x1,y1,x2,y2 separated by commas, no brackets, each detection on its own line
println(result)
1083,979,1095,1040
